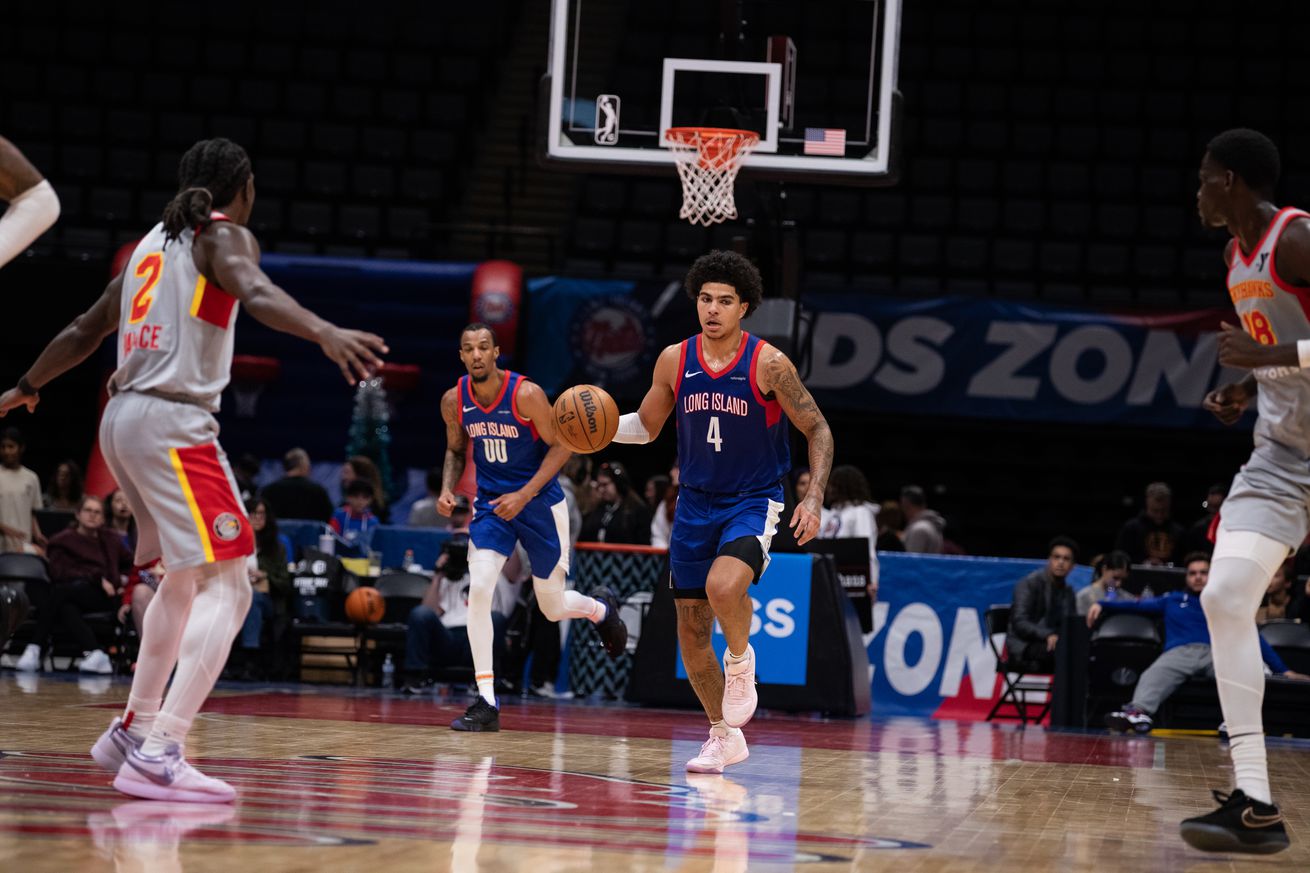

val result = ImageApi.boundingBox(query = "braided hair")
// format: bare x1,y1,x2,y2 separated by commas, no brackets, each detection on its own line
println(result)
161,138,252,243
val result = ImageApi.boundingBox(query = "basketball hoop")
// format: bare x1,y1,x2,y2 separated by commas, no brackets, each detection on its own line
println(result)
230,355,280,418
665,127,759,227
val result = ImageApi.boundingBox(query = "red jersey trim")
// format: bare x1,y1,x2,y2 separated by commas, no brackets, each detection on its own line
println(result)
194,211,232,237
189,275,238,329
509,375,539,440
470,369,512,414
458,376,467,426
696,331,751,380
747,339,783,427
673,341,689,398
1266,211,1310,297
1233,206,1298,267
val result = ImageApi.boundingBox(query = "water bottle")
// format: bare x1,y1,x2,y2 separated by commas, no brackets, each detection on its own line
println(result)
403,549,416,572
381,653,395,688
318,532,335,556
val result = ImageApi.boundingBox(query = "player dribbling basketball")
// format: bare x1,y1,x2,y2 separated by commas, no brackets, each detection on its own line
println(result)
437,323,628,731
612,250,834,773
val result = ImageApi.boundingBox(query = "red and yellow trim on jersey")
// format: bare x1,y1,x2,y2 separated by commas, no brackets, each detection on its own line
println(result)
189,275,239,329
169,443,254,563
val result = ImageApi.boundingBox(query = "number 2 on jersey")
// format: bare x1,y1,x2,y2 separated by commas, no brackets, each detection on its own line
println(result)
706,416,723,453
129,252,163,324
482,438,508,463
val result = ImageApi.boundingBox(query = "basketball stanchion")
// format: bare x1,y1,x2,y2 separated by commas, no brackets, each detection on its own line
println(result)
567,543,667,699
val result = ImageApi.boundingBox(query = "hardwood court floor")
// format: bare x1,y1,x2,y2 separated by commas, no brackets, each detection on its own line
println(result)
1,674,1307,872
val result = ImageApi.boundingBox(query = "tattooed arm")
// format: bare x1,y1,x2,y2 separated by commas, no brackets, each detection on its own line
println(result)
436,387,468,517
758,345,834,546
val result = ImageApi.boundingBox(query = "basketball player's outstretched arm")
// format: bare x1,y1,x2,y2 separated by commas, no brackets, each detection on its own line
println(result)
1206,221,1310,422
0,136,60,268
0,270,126,416
489,380,573,521
612,345,680,444
759,346,833,546
197,223,387,384
436,387,468,516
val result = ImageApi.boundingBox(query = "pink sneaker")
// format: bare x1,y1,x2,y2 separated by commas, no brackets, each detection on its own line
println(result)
113,746,236,803
91,717,141,773
721,645,757,729
686,725,749,773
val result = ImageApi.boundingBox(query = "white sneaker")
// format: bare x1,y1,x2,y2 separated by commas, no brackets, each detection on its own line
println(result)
15,643,41,672
686,725,749,774
79,649,114,675
721,645,757,729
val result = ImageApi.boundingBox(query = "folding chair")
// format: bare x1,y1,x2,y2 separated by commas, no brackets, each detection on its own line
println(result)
0,553,50,666
1260,620,1310,674
1086,612,1162,725
984,604,1054,727
360,572,432,685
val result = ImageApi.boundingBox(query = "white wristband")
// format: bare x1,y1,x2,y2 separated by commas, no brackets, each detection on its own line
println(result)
1298,339,1310,370
612,412,652,445
0,179,60,268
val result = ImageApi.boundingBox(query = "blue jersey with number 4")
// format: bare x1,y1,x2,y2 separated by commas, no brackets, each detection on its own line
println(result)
461,372,562,502
675,332,790,494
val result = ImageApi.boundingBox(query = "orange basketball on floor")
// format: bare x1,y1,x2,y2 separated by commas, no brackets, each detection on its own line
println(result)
553,384,619,454
345,586,385,624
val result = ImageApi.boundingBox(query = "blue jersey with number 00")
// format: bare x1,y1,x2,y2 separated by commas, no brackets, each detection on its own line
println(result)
675,332,790,494
461,372,563,502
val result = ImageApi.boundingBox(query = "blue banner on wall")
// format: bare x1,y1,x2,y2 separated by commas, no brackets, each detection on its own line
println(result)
675,553,813,686
524,276,1246,429
868,553,1091,718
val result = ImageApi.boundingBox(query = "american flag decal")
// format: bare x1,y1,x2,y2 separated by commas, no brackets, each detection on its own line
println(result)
803,128,846,156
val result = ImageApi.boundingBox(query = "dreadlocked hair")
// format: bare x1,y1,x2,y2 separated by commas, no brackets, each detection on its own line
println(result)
161,138,252,243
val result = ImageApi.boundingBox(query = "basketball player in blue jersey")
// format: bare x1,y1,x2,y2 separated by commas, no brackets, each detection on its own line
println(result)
437,323,628,731
1171,129,1310,854
612,250,833,773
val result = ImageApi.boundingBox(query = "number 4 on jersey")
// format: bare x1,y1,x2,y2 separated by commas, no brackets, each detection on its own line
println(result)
706,416,723,453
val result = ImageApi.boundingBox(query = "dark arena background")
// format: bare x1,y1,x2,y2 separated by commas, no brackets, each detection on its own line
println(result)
3,1,1310,871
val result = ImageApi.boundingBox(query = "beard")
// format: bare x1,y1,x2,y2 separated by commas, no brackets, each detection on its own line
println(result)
470,370,490,383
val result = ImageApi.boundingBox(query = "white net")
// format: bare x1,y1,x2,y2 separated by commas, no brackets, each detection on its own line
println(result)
666,128,759,227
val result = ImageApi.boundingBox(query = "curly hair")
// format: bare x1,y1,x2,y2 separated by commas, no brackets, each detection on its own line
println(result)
161,138,252,243
1207,128,1280,196
827,465,872,507
684,250,764,315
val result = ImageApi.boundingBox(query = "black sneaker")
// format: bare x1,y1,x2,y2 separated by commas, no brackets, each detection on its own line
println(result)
590,586,628,658
451,697,500,732
1104,706,1153,734
1180,789,1289,854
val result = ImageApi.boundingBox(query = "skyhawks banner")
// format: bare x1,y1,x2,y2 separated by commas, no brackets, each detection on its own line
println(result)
525,277,1245,429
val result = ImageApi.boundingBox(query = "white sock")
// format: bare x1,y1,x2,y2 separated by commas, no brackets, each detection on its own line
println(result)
142,711,191,756
725,646,748,664
475,672,497,708
124,693,162,741
709,719,741,738
468,547,508,709
1204,527,1288,805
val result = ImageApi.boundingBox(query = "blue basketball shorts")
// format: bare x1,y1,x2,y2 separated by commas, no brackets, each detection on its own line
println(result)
469,492,570,577
669,483,786,596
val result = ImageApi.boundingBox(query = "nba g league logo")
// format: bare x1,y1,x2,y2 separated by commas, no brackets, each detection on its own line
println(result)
570,296,655,386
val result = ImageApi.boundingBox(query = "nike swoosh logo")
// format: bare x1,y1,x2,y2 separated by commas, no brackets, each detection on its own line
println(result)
463,406,477,413
684,370,702,378
1241,808,1283,828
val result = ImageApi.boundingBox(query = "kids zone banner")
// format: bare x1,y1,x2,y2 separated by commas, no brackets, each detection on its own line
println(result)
869,553,1091,719
523,277,1242,428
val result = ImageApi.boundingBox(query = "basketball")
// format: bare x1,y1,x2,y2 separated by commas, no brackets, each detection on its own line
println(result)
553,384,619,454
344,586,385,624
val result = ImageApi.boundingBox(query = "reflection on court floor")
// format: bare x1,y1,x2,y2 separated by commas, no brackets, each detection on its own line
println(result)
1,675,1306,872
